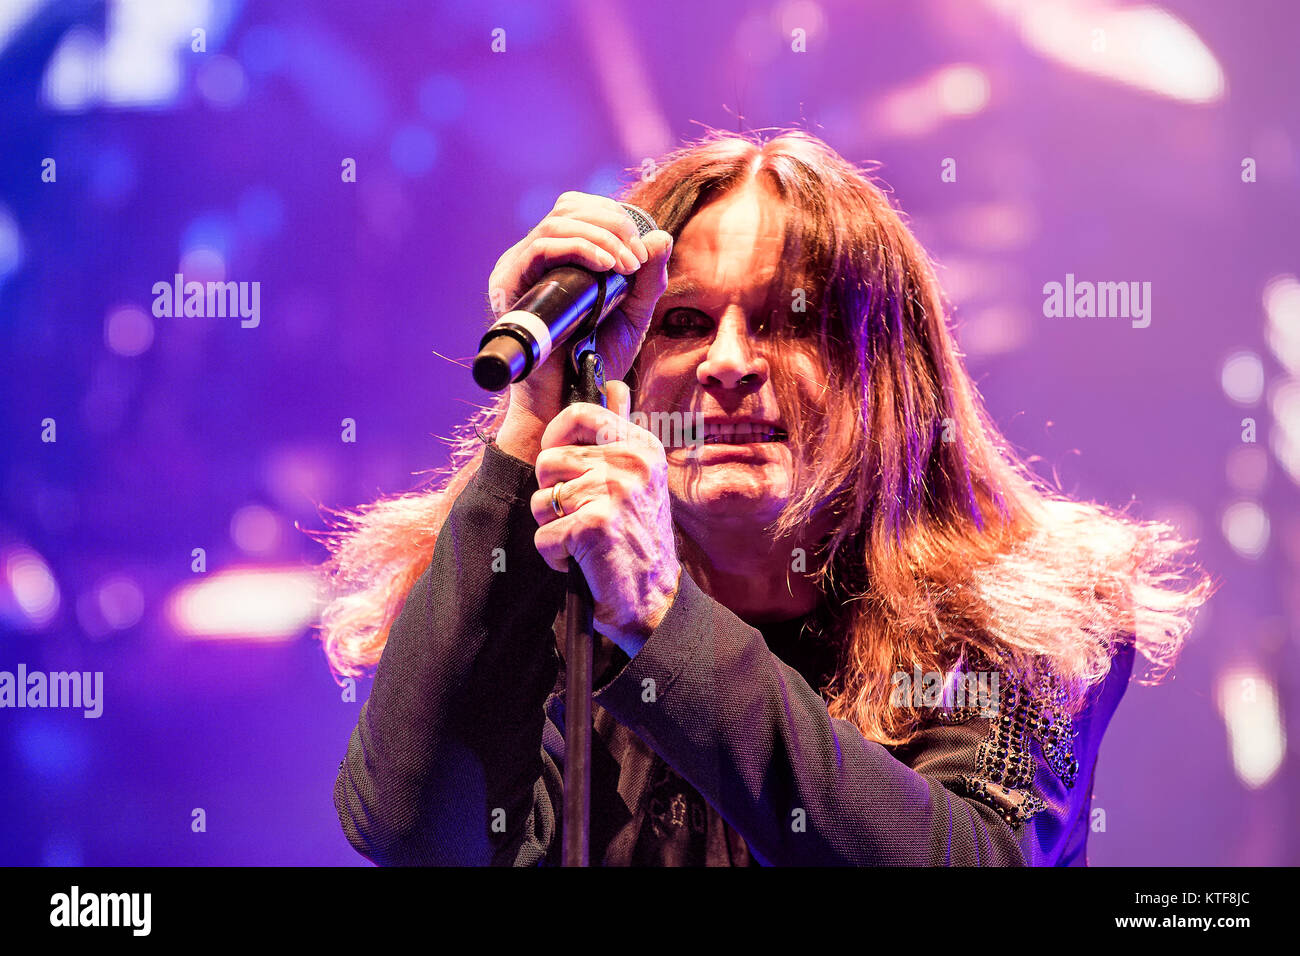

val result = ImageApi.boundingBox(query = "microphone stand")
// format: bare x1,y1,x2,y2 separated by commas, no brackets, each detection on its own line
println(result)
473,202,656,865
560,316,605,867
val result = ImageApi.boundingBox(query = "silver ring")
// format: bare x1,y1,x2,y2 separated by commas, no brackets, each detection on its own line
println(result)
551,480,566,518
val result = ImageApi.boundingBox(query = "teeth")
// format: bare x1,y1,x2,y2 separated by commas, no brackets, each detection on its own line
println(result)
699,424,786,443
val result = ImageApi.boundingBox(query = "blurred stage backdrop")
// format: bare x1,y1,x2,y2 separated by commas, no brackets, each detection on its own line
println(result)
1,0,1297,865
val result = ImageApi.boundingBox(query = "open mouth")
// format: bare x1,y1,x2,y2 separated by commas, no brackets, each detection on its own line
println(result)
696,424,789,444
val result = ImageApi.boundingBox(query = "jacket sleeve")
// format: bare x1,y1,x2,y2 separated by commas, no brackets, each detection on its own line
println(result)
333,441,567,866
591,566,1128,866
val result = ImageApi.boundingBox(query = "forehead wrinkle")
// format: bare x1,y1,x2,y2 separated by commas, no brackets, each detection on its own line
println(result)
658,181,796,323
660,272,782,318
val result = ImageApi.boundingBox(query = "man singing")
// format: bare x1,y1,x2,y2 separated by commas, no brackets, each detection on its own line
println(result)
315,129,1212,865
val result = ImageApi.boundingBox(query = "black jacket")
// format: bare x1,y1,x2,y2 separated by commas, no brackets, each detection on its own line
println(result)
333,441,1135,865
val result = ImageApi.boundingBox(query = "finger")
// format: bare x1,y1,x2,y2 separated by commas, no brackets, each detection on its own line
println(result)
539,401,628,452
643,228,673,268
533,522,572,573
605,379,631,421
516,237,619,289
554,193,650,263
623,219,650,264
490,228,634,320
487,236,534,316
623,230,673,319
534,217,641,274
534,494,612,573
529,474,596,528
534,444,605,489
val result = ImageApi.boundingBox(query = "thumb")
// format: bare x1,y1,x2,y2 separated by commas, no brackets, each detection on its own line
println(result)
592,230,672,383
622,229,672,325
642,227,673,265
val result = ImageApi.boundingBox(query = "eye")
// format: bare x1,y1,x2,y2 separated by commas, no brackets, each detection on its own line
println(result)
655,307,713,339
784,310,814,338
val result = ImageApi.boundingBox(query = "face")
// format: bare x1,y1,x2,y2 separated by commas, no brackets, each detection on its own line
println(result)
633,178,827,539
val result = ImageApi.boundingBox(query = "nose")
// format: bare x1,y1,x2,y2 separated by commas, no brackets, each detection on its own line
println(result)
697,310,768,392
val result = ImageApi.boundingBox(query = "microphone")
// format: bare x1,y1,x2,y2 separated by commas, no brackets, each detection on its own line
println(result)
473,202,659,392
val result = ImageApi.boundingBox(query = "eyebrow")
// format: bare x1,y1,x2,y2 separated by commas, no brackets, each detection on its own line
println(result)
661,277,706,300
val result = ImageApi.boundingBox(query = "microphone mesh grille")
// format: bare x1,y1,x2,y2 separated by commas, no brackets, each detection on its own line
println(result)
618,202,659,237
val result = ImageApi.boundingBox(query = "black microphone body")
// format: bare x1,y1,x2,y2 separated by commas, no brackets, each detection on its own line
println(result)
473,202,658,391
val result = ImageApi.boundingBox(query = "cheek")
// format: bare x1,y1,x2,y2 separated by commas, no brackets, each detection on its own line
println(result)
632,351,700,412
787,353,831,428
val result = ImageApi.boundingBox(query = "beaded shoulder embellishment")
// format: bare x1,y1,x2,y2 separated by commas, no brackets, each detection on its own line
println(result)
935,657,1080,828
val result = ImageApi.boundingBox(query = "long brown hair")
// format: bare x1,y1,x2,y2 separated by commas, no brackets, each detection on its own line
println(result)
308,128,1214,745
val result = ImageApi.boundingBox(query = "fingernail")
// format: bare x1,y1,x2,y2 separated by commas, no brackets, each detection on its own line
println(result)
633,237,649,262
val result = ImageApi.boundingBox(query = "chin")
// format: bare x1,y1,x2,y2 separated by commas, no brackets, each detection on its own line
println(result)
670,465,790,525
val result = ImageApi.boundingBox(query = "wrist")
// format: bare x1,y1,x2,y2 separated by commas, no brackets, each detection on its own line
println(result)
644,562,682,634
598,563,682,658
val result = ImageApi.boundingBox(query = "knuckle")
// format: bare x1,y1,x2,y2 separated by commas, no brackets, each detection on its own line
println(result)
534,447,557,478
635,439,663,471
609,210,638,242
573,509,607,543
602,470,629,500
616,450,650,482
562,403,588,430
537,215,582,241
